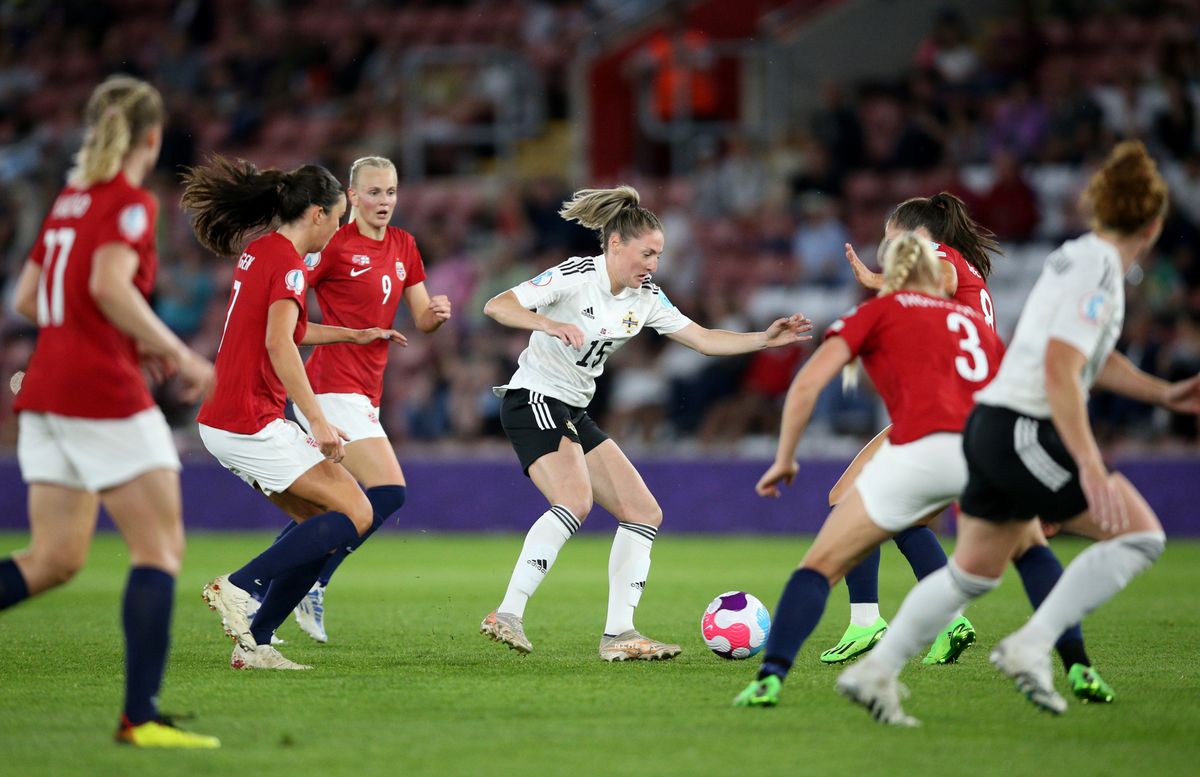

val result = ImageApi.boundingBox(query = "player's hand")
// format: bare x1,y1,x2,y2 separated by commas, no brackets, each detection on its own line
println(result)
1080,464,1127,533
762,314,813,347
845,243,884,291
545,321,585,349
310,417,348,463
175,351,215,403
756,460,799,498
427,295,452,323
1162,374,1200,414
357,327,408,346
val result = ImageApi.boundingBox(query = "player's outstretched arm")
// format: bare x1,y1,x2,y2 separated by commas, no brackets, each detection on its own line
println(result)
756,337,851,497
483,290,584,348
1097,350,1200,413
301,322,407,347
665,314,812,357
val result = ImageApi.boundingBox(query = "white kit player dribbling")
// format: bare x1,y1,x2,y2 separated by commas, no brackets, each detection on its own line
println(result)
479,185,812,660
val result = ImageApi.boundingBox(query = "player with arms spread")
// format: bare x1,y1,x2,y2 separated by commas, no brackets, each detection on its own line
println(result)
837,141,1200,725
183,157,405,670
0,76,218,748
480,185,812,661
270,156,450,642
733,233,1002,710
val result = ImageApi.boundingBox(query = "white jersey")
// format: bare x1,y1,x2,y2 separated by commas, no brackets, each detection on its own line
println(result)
495,254,693,407
976,232,1125,418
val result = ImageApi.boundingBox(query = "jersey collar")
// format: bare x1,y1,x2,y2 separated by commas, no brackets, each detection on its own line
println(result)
597,253,635,299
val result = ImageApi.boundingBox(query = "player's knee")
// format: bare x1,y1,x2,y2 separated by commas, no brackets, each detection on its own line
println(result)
1116,530,1166,565
344,494,375,536
635,503,664,529
947,559,1000,599
36,548,87,587
559,497,592,522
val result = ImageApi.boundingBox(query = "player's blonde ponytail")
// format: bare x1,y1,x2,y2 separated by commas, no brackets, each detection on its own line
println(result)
347,156,397,224
880,232,939,294
843,233,940,392
69,75,164,187
559,185,662,251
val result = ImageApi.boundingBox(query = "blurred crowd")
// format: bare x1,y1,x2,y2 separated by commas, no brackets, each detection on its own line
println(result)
1,0,1198,457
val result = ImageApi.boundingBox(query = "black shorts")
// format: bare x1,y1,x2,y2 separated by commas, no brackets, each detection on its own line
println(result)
959,404,1088,524
500,388,610,475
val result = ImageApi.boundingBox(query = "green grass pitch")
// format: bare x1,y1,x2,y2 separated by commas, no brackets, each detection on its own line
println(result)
1,531,1197,776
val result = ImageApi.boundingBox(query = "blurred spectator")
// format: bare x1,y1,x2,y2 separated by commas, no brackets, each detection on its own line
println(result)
791,192,851,287
974,150,1039,241
914,8,980,86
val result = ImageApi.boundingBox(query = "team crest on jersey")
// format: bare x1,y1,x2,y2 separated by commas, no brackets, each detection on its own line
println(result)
395,261,406,281
304,252,321,269
621,311,639,334
118,203,148,241
285,269,305,295
1079,290,1112,324
351,254,371,266
528,269,554,287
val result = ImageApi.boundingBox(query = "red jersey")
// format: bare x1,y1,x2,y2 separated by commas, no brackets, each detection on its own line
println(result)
827,291,1002,445
15,173,158,419
304,223,426,406
197,232,309,434
936,242,996,331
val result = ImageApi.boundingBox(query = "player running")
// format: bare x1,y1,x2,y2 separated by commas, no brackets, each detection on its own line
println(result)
182,157,405,670
0,76,219,747
837,141,1199,725
480,185,812,660
267,156,450,643
734,233,1002,709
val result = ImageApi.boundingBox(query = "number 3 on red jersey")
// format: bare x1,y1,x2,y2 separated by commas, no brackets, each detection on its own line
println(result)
947,312,989,382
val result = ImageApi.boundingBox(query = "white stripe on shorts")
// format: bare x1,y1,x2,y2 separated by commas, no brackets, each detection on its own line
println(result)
1014,417,1072,492
529,391,556,431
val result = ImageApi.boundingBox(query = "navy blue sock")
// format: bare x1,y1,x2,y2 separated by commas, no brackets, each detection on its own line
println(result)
122,567,174,725
758,568,831,681
843,546,880,605
274,520,299,543
0,558,30,610
248,521,303,602
1014,545,1090,670
893,525,947,580
228,511,358,596
316,485,407,587
250,557,326,645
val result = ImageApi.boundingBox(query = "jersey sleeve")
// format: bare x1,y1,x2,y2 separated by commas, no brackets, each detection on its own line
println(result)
268,256,308,309
1044,252,1115,358
402,232,426,288
644,284,693,335
93,193,154,251
510,260,592,309
824,299,882,358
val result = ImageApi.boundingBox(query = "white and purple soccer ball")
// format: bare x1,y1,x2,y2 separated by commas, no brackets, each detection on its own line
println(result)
701,591,771,659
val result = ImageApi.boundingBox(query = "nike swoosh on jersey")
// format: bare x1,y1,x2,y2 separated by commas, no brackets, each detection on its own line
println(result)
349,267,372,277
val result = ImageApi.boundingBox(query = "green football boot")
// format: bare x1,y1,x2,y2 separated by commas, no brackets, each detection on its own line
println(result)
733,675,782,707
1068,663,1115,703
922,615,977,665
819,617,888,664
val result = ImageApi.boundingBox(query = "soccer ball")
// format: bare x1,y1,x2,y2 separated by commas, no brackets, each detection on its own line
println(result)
701,591,771,659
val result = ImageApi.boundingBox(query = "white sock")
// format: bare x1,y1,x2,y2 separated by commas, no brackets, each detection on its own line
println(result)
850,602,881,627
870,561,999,675
497,505,580,618
604,522,657,635
1017,531,1165,652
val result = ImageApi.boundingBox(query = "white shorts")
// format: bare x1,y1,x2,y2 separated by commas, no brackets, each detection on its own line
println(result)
854,433,966,532
18,407,181,492
198,418,325,496
292,393,387,442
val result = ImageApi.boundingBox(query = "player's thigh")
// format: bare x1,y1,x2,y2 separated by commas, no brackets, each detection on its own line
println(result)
341,437,405,488
266,489,328,522
952,515,1030,578
800,488,893,583
1056,473,1163,540
528,436,593,519
20,483,100,581
585,439,662,527
286,459,373,532
101,468,185,574
829,425,891,506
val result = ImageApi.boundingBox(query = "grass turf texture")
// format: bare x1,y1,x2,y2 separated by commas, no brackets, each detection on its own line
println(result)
1,532,1197,777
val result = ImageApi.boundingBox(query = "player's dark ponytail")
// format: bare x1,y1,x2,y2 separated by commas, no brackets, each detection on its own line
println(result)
888,192,1001,279
181,155,343,256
